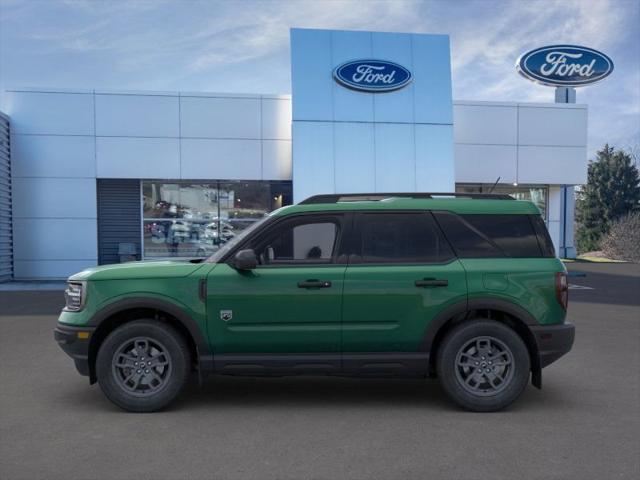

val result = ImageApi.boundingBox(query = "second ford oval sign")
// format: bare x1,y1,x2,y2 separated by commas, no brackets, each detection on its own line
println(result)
333,59,412,92
516,45,613,87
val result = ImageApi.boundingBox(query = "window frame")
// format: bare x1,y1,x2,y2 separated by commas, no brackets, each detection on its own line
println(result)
433,211,547,259
225,212,350,268
348,211,457,266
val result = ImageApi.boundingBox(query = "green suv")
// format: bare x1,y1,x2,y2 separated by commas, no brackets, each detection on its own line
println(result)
54,193,574,412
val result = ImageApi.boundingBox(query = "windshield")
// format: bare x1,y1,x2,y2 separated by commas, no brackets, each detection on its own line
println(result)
205,214,271,263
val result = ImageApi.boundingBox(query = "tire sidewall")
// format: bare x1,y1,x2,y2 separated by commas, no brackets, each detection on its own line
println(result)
96,320,189,412
437,320,531,412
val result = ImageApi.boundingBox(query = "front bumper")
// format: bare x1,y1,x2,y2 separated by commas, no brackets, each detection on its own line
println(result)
54,323,96,377
530,322,575,368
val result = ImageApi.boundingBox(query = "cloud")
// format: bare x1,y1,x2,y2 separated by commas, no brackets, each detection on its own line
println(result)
1,0,638,155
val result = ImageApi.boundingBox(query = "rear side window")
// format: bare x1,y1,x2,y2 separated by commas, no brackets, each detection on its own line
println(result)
356,213,454,264
434,212,544,258
530,215,556,257
434,212,502,258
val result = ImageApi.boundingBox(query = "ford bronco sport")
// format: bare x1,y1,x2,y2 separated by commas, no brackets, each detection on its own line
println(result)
54,193,574,412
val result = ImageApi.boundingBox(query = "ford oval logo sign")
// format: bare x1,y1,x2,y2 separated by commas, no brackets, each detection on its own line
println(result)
516,45,613,87
333,59,412,92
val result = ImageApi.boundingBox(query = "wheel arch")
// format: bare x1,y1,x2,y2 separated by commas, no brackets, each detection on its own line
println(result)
423,298,541,388
86,297,212,384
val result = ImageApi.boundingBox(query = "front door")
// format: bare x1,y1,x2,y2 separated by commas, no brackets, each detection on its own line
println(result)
341,212,467,365
207,214,348,357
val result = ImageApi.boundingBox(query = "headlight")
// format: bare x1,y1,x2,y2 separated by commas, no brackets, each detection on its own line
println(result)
64,281,86,311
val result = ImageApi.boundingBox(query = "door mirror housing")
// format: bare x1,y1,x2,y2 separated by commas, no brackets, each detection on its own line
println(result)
233,249,258,270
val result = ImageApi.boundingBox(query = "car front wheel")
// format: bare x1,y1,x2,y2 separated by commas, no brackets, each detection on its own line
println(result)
436,320,531,412
96,320,190,412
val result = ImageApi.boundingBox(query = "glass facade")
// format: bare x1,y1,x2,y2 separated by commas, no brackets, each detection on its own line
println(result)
142,180,292,258
455,184,548,219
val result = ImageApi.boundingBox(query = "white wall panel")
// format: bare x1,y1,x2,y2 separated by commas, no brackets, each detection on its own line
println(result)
455,144,517,183
334,123,375,193
95,94,179,137
518,146,587,184
11,134,96,178
14,259,97,280
374,124,415,191
180,96,260,139
12,178,96,219
5,91,94,135
262,140,292,180
518,106,587,146
331,30,374,122
96,137,180,178
415,124,455,191
292,122,334,202
181,139,261,180
372,32,413,123
262,98,292,139
453,104,517,145
13,218,97,261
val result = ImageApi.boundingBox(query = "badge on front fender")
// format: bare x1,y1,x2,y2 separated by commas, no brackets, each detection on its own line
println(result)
220,310,233,322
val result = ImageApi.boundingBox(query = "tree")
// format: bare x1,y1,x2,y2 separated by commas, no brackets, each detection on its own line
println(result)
576,145,640,253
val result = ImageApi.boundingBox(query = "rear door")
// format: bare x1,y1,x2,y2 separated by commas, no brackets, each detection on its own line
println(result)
341,212,467,358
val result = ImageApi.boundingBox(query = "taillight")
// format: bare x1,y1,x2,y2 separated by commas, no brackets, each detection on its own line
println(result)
555,272,568,310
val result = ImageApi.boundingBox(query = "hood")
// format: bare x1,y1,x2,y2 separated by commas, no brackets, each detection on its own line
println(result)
69,260,208,281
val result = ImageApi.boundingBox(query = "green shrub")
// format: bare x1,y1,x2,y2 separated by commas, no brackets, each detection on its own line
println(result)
601,212,640,263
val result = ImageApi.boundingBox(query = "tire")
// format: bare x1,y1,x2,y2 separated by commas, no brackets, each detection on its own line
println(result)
436,320,530,412
96,320,190,412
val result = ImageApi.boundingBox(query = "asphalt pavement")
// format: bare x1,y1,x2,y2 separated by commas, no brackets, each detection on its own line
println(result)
1,262,638,480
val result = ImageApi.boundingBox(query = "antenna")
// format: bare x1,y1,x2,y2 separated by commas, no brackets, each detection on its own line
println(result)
488,176,501,194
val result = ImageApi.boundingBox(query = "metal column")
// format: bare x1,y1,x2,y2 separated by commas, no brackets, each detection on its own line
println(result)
555,87,577,259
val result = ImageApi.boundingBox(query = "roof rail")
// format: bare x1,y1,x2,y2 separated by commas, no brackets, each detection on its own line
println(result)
299,192,514,204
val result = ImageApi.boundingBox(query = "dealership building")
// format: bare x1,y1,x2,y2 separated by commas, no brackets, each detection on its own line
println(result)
0,28,588,281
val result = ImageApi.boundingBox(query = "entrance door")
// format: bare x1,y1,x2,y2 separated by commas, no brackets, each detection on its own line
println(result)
341,212,467,370
207,214,348,358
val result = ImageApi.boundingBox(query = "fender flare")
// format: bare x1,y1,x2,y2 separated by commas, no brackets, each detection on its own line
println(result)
87,296,212,369
421,297,541,386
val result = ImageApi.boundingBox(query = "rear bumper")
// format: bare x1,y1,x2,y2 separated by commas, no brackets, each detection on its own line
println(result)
530,322,575,368
54,323,96,377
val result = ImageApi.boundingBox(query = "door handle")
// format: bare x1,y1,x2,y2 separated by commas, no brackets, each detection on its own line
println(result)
298,279,332,289
415,278,448,287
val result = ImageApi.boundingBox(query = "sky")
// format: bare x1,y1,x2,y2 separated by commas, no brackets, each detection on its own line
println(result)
0,0,638,159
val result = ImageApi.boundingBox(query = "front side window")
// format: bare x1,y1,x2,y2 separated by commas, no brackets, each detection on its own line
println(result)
355,213,454,264
251,217,340,265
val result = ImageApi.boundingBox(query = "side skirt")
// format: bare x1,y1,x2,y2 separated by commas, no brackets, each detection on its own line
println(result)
213,352,429,377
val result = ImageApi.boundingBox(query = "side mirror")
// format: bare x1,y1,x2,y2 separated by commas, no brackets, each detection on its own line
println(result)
233,249,258,270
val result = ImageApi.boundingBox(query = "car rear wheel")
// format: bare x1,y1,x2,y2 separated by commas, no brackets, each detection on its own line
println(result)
436,320,530,412
96,320,190,412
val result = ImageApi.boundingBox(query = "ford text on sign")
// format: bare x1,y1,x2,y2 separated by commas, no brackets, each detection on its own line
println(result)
333,59,412,92
516,45,613,87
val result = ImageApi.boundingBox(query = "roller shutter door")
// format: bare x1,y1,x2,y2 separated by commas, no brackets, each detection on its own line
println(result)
0,113,11,282
97,179,142,265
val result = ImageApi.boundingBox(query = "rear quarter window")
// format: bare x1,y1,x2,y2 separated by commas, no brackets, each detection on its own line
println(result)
434,212,548,258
